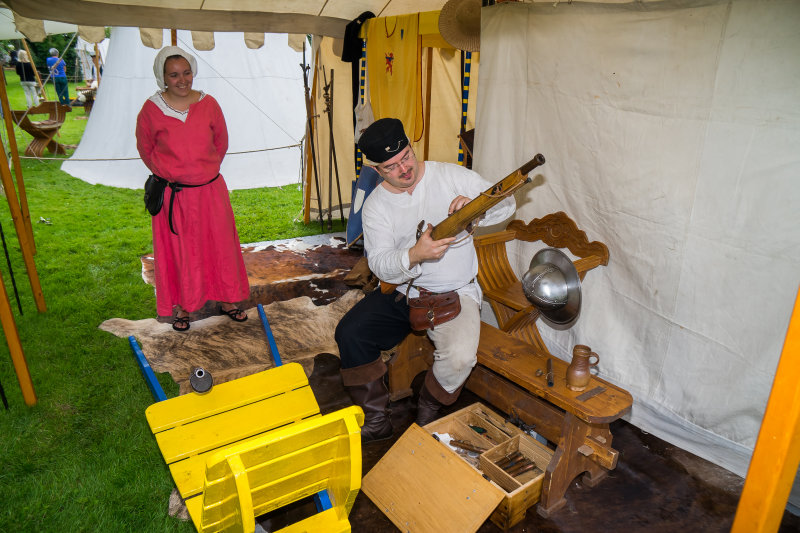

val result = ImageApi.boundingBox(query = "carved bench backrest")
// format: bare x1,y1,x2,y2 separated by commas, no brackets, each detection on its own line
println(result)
507,211,609,266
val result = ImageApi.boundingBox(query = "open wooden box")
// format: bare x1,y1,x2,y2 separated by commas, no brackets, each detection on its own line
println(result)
362,403,554,532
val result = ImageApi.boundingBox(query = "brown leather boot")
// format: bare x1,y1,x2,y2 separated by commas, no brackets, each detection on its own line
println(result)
415,370,463,427
346,379,393,442
341,359,393,442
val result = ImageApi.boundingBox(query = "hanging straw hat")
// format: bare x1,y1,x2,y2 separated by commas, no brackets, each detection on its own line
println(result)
522,248,582,330
438,0,482,52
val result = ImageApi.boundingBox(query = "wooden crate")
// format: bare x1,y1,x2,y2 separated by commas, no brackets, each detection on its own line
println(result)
426,403,553,530
363,402,553,532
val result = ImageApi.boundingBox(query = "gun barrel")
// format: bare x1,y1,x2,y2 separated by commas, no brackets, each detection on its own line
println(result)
519,153,546,176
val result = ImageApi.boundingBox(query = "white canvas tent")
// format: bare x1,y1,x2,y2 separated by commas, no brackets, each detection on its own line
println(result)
475,0,800,507
5,0,800,519
61,27,306,190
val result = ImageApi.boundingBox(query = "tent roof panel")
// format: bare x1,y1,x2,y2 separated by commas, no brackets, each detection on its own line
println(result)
5,0,451,38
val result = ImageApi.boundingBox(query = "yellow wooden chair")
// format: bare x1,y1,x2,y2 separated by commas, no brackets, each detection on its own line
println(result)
132,329,364,533
188,405,364,533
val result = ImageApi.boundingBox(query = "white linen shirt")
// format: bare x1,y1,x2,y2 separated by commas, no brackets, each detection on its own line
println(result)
362,161,516,304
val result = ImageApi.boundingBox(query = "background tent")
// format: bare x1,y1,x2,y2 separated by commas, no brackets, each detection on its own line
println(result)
0,7,76,38
61,27,306,190
474,0,800,505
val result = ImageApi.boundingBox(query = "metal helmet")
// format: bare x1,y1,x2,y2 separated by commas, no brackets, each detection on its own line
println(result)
521,248,581,329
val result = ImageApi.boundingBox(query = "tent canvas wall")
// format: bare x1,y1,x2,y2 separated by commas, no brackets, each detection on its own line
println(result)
61,27,306,190
475,0,800,504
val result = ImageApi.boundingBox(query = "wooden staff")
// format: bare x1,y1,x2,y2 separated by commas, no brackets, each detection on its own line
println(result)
301,42,323,229
322,68,345,228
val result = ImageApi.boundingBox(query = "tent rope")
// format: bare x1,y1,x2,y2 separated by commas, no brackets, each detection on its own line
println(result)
177,36,300,144
18,142,302,161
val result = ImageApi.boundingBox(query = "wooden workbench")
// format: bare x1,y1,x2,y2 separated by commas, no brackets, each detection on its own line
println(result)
387,323,632,517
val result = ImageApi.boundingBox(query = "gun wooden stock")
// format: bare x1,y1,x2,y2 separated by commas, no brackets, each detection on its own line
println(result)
430,153,545,240
378,153,545,294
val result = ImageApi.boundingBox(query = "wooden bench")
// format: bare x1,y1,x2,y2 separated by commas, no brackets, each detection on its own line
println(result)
144,362,365,532
387,212,632,519
11,101,72,157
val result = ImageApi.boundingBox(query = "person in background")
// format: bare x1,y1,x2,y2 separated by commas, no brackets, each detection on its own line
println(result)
46,48,69,105
8,44,17,66
15,50,40,108
334,118,516,441
135,46,250,332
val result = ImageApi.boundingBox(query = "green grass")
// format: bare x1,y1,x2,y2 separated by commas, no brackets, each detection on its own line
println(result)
0,70,345,530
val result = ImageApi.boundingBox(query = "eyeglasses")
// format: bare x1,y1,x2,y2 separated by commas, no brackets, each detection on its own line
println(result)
379,149,415,174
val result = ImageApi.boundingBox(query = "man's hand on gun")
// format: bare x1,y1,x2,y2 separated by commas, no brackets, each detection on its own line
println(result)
409,224,456,267
448,195,471,215
408,195,473,267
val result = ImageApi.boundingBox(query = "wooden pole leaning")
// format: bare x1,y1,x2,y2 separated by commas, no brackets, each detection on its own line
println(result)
0,265,37,406
21,39,48,102
0,84,46,313
731,286,800,533
93,43,102,84
0,71,36,254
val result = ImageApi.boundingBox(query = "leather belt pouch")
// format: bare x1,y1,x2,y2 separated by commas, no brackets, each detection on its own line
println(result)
408,290,461,331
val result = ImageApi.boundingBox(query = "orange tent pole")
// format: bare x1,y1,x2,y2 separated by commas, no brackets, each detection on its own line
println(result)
732,286,800,532
0,80,46,313
0,68,36,254
0,265,36,406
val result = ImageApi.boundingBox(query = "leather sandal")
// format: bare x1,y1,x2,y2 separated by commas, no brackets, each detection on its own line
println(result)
172,316,190,332
220,307,248,322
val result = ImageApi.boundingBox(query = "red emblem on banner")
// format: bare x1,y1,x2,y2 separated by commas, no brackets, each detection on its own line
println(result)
385,53,394,75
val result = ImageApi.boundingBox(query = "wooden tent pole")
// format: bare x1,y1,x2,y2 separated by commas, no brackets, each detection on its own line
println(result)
171,29,177,46
0,72,36,254
20,39,49,102
0,264,36,406
423,47,433,160
0,79,46,313
93,43,101,84
731,286,800,533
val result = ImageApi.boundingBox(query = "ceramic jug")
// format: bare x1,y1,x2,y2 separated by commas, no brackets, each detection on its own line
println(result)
566,344,599,391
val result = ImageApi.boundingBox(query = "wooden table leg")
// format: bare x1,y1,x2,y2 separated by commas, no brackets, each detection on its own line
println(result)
537,413,614,517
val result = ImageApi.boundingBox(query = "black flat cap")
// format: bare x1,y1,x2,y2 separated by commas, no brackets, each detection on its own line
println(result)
358,118,409,163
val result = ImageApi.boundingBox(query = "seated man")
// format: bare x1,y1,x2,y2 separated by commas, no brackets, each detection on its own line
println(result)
335,118,516,441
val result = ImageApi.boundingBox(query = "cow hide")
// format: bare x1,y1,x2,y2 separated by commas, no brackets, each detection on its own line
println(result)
101,290,363,394
141,235,364,321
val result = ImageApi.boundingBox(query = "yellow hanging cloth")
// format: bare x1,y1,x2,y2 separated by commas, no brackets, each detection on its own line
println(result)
366,14,423,143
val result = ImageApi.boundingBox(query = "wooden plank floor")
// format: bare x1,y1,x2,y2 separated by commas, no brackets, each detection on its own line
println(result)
256,352,800,533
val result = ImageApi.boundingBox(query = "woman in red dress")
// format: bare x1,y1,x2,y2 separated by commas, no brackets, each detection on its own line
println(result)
136,46,250,331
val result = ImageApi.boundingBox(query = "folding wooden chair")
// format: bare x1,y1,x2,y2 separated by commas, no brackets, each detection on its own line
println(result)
11,101,72,157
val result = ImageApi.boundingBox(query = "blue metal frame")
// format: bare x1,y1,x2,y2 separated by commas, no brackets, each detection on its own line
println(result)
258,304,283,367
128,335,167,402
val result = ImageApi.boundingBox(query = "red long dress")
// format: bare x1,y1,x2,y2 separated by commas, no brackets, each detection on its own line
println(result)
136,93,250,316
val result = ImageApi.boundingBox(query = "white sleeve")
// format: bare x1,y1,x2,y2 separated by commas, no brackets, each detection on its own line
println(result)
362,196,422,285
